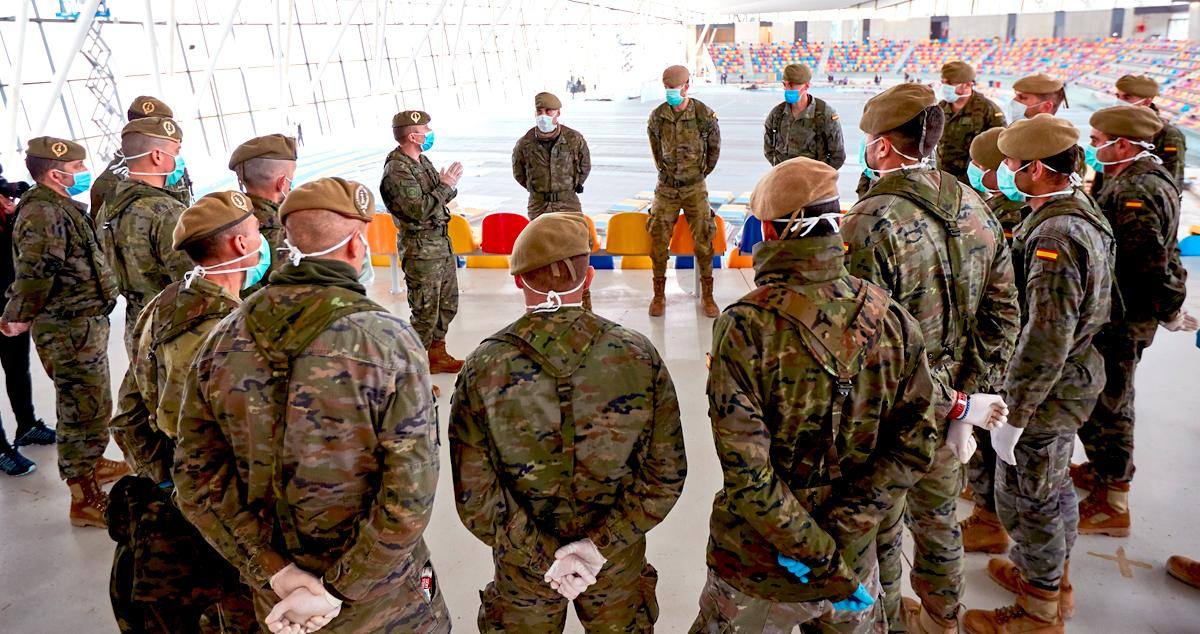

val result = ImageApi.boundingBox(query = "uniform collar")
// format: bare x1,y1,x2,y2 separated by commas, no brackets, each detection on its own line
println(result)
752,234,849,287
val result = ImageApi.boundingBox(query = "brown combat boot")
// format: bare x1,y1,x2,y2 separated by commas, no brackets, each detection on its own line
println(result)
961,507,1010,554
648,277,666,317
699,276,719,318
902,596,957,633
68,475,108,528
1078,482,1131,537
1069,462,1097,492
582,288,593,312
1167,555,1200,590
963,581,1063,634
986,559,1074,620
94,457,131,485
427,340,464,374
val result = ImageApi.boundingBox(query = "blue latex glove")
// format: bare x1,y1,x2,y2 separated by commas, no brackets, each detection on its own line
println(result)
776,554,812,583
831,584,875,612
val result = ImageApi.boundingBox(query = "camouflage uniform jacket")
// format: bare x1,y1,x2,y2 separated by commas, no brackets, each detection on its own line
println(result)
647,99,721,187
512,125,592,212
91,153,194,214
380,149,455,260
243,194,286,296
706,235,939,602
843,167,1021,418
763,96,847,168
1151,104,1187,188
936,93,1006,180
174,259,439,601
3,184,118,322
449,307,686,572
95,179,193,309
1094,157,1186,323
111,277,240,484
989,194,1029,242
1005,191,1115,431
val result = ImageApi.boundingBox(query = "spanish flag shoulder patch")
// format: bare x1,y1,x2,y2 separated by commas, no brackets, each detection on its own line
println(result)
1164,146,1178,153
1003,229,1014,240
994,111,1004,117
842,242,850,252
831,113,840,121
1035,248,1059,262
1124,200,1144,209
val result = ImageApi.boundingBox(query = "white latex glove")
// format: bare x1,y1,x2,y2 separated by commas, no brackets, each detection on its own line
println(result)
546,566,592,601
1162,310,1199,332
545,555,599,587
554,539,607,577
962,394,1009,430
991,424,1025,466
265,587,342,633
945,420,977,464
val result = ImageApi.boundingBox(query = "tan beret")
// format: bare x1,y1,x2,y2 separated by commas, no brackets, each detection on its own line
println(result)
663,65,690,87
127,96,173,119
969,127,1006,170
228,134,298,169
25,136,85,161
534,92,562,110
279,176,374,223
173,191,255,250
997,114,1079,161
510,213,592,276
749,157,840,222
122,116,183,143
783,64,812,84
1090,105,1163,139
392,110,431,128
860,83,937,134
1013,73,1063,95
941,61,976,84
1115,75,1158,99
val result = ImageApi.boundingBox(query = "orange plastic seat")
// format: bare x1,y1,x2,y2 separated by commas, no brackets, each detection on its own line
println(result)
604,212,653,255
669,215,727,256
582,214,601,253
367,213,399,256
480,212,529,255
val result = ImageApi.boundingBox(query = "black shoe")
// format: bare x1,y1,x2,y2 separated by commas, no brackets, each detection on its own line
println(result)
0,447,36,476
15,421,56,446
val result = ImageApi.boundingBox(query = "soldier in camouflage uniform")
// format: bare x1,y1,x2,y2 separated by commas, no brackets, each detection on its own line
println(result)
513,92,592,219
108,192,264,633
94,116,193,353
450,213,685,632
1008,74,1088,180
1109,75,1186,190
174,178,449,633
0,137,126,528
966,127,1029,242
91,96,194,213
963,115,1116,634
763,63,846,168
380,109,465,373
647,64,721,318
692,157,940,633
1073,106,1196,538
228,133,297,296
935,61,1006,184
844,84,1021,633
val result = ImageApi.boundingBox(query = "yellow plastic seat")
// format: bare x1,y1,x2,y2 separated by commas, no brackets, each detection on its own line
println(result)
605,212,653,255
466,255,510,268
448,213,478,255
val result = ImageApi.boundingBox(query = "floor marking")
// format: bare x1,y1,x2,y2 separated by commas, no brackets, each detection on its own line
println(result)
1088,546,1153,578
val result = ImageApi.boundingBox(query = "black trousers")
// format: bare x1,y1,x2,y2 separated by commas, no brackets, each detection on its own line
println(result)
0,328,35,440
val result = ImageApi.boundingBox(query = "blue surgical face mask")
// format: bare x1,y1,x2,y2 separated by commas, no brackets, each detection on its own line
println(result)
942,84,963,103
1086,139,1152,172
165,154,186,187
243,236,271,289
997,162,1028,202
418,131,435,152
358,233,375,286
57,169,92,196
665,88,684,106
967,162,992,194
181,233,271,291
784,89,801,104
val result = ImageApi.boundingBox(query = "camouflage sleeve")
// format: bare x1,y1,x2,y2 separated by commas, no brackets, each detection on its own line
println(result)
647,112,664,173
577,135,591,186
111,308,173,484
704,110,721,176
707,307,857,582
449,360,562,574
983,99,1006,130
156,203,193,280
824,107,846,169
1002,235,1083,428
586,346,686,559
512,139,529,191
1112,191,1186,321
961,220,1020,394
763,107,779,166
2,203,64,322
1161,126,1186,187
380,160,454,227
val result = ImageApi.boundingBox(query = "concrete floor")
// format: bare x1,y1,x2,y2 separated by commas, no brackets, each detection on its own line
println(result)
3,84,1200,631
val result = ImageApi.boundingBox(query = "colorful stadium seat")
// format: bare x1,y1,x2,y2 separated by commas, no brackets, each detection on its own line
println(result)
480,212,529,255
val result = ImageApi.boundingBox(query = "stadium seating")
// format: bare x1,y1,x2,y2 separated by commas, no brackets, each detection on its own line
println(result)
826,39,904,74
905,38,997,76
746,42,823,77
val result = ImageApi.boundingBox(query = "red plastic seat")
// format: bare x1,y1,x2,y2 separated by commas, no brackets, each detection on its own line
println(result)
480,212,529,255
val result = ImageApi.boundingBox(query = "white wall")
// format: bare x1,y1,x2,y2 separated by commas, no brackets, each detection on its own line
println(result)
1015,12,1056,39
1190,4,1200,41
1063,10,1113,39
807,20,833,43
772,20,796,43
873,18,929,41
734,21,760,44
948,15,1007,40
1128,12,1171,39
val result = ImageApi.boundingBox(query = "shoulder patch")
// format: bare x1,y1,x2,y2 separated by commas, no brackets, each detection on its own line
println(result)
831,113,840,121
1034,248,1059,262
1163,146,1178,153
1123,200,1144,209
994,112,1004,117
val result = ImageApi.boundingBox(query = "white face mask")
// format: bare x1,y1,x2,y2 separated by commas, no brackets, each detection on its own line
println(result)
283,230,359,266
524,275,587,313
535,115,557,134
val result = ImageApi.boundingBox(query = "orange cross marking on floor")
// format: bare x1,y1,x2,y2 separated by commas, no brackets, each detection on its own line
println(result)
1087,546,1153,578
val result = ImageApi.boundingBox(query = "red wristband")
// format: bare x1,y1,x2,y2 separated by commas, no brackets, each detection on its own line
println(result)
948,391,968,420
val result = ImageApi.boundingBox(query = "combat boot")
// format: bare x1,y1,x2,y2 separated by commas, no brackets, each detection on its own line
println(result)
961,507,1010,554
582,288,593,312
427,340,464,374
963,581,1063,634
68,475,109,528
902,597,957,633
699,276,719,318
1069,462,1097,492
1167,555,1200,590
95,457,131,485
649,277,666,317
1078,482,1131,537
987,559,1073,620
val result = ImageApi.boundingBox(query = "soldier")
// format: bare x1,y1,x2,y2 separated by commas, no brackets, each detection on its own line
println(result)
1092,75,1188,193
1006,73,1086,179
380,109,465,373
647,64,721,318
108,192,264,633
450,213,686,632
843,83,1020,633
94,116,193,353
228,133,298,296
963,114,1116,633
966,127,1029,242
692,157,940,633
763,63,846,168
512,92,591,219
0,136,126,527
935,61,1005,184
174,177,449,633
91,96,194,213
1072,106,1197,537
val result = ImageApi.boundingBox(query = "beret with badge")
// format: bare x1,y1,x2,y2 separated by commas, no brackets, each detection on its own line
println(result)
173,191,255,250
279,176,375,223
392,110,431,128
1090,105,1163,139
749,157,840,222
941,61,976,84
860,83,937,134
662,65,689,87
26,136,86,161
969,127,1006,170
1115,75,1158,99
783,64,812,85
122,116,183,142
997,113,1079,161
509,213,592,277
535,92,562,110
228,134,298,169
128,96,173,120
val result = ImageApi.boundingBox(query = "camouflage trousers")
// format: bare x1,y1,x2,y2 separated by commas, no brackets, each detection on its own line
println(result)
31,315,112,480
877,443,963,630
690,553,885,633
478,538,659,633
996,399,1096,591
123,300,147,359
649,183,714,278
1078,320,1157,484
402,255,459,348
967,428,999,512
528,194,583,219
